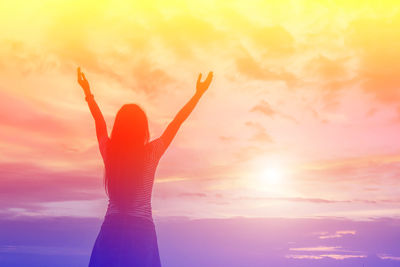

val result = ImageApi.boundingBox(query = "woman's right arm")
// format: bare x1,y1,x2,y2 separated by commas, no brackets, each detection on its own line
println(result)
77,67,109,158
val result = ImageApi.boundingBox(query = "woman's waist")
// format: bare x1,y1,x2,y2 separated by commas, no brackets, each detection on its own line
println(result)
107,198,151,207
102,212,155,229
106,200,151,214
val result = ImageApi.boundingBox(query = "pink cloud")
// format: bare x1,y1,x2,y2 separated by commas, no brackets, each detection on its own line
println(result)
319,230,356,239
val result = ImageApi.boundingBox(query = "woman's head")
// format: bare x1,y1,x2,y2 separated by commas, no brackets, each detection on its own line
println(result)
105,104,149,200
111,104,149,147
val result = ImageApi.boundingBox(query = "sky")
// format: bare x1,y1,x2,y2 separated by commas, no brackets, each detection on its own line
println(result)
1,0,400,266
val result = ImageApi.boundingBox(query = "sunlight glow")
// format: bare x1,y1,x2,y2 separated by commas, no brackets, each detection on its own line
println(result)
262,166,283,186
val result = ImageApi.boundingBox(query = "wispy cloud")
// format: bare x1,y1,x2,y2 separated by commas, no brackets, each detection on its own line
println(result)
318,230,356,239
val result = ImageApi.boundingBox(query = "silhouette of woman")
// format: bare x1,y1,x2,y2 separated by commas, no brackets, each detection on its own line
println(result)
77,67,213,267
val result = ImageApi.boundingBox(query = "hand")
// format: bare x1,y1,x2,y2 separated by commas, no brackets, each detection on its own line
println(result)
196,71,213,95
77,67,91,96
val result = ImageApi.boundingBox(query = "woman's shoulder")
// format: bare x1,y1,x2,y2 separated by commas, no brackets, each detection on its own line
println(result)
145,137,166,158
146,138,164,149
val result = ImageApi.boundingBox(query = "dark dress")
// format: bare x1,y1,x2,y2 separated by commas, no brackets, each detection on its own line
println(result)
88,213,161,267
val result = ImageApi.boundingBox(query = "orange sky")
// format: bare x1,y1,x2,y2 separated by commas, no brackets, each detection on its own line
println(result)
1,0,400,219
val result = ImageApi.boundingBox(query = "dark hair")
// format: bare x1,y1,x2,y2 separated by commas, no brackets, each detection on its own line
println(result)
104,104,149,203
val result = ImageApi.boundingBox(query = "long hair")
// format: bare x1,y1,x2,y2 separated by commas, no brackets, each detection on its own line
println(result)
104,104,149,203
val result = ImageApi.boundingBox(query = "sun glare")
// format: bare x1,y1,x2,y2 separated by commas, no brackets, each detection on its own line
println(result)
263,167,283,185
248,158,290,194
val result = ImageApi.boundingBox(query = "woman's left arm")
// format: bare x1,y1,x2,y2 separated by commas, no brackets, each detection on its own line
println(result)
160,72,213,151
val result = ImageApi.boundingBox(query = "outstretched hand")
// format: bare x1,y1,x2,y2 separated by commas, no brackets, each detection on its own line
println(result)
196,71,213,95
77,67,91,96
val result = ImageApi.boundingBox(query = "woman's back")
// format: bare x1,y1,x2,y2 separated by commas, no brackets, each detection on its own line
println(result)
104,138,166,221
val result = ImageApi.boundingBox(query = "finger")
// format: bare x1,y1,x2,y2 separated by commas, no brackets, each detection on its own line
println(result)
82,72,87,81
197,73,202,84
77,67,81,81
206,71,213,82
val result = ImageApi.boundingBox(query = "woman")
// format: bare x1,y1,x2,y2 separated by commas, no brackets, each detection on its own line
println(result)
77,67,213,267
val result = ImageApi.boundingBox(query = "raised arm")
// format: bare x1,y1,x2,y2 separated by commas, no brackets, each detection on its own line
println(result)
160,71,213,150
77,67,109,158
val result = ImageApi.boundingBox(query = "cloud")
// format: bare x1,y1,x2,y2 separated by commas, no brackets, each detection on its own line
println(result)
378,254,400,261
300,153,400,186
287,245,367,261
154,14,224,58
0,245,87,256
0,89,72,136
250,25,295,55
290,246,343,252
178,192,207,198
218,135,236,142
250,99,297,122
233,145,268,162
318,230,356,239
345,14,400,104
235,50,297,85
250,100,276,117
245,121,274,143
286,254,366,260
307,55,348,81
130,59,174,96
303,54,359,111
0,161,103,213
238,196,349,204
0,40,50,74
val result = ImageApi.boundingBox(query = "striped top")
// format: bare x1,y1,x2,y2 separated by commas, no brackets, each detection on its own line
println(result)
100,137,166,222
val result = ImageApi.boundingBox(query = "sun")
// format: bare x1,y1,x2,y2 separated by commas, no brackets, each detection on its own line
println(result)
262,166,283,186
247,158,290,194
